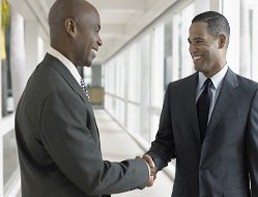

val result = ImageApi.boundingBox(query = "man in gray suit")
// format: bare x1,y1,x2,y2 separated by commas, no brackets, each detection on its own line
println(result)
15,0,155,196
143,11,258,196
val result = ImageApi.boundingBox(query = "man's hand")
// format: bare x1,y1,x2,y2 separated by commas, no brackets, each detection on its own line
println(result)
146,173,155,187
142,154,157,180
136,155,157,187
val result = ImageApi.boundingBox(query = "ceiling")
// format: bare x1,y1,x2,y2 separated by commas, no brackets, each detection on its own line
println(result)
10,0,178,65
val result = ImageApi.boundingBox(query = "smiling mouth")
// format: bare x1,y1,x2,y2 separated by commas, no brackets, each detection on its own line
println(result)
91,49,97,58
193,56,202,60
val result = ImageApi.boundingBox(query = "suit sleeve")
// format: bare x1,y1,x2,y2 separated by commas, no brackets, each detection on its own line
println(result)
39,89,149,195
146,84,176,170
247,89,258,196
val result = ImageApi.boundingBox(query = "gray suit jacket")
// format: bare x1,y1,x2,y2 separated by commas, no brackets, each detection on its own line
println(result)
147,68,258,197
15,54,149,197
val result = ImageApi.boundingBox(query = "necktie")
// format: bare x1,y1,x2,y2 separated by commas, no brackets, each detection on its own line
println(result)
196,78,212,142
80,78,90,101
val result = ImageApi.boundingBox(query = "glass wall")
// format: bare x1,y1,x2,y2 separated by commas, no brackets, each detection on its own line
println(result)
221,0,258,82
222,0,240,73
104,2,195,144
173,3,195,79
127,43,141,134
139,34,151,141
151,24,164,109
104,59,116,116
164,20,173,88
104,0,258,149
240,0,258,82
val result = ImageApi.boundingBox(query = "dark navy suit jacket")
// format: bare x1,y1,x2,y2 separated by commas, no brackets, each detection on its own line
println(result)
147,68,258,197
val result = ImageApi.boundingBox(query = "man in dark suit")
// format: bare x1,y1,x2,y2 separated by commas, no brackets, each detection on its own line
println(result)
143,11,258,196
15,0,155,196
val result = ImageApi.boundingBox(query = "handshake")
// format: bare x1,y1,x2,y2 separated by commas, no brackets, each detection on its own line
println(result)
136,154,158,187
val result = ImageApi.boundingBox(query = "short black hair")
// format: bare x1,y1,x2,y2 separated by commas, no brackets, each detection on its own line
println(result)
192,11,230,38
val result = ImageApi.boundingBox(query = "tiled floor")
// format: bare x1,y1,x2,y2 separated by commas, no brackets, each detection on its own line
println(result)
16,109,173,197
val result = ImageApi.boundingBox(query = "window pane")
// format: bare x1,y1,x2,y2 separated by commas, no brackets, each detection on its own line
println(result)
116,55,125,98
178,3,195,78
139,34,151,141
164,20,173,88
128,44,141,103
116,98,124,125
127,103,140,134
151,24,164,108
150,114,160,141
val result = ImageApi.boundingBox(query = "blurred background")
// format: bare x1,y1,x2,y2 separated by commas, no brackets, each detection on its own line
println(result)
1,0,258,196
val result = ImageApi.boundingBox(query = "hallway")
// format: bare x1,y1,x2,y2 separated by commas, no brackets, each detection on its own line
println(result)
95,109,173,197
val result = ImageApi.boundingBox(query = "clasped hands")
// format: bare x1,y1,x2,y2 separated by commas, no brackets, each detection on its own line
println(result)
136,154,157,187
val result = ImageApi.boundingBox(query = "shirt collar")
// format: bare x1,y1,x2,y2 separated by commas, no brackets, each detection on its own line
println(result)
198,64,228,90
47,47,82,85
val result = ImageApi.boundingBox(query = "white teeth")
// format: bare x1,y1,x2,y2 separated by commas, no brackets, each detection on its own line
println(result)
193,56,201,60
91,49,97,56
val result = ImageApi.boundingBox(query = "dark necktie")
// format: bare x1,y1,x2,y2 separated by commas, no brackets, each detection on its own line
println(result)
80,78,90,101
196,78,212,142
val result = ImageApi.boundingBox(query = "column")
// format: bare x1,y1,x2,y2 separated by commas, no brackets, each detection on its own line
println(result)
1,4,4,196
10,9,26,108
239,0,251,78
25,20,39,81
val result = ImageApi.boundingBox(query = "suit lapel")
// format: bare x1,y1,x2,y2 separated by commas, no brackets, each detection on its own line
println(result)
205,68,238,139
45,54,89,104
44,54,100,140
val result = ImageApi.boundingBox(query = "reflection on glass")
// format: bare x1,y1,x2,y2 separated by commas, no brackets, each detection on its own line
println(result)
164,21,173,88
152,24,165,108
128,43,141,103
139,34,151,141
127,103,140,134
3,129,19,189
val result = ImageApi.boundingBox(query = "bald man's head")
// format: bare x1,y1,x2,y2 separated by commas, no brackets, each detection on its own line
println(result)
48,0,102,67
48,0,96,42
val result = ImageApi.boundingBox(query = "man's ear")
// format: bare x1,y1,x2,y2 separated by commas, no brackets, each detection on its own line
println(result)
64,18,77,38
218,34,226,49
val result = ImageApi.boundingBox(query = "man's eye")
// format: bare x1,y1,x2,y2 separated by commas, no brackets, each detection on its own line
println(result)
91,25,100,33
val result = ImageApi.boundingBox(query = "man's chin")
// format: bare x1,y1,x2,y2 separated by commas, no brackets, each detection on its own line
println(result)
83,60,93,67
194,64,202,72
86,57,94,67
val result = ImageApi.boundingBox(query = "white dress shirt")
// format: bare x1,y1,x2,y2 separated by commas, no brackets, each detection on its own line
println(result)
47,47,82,86
196,65,229,123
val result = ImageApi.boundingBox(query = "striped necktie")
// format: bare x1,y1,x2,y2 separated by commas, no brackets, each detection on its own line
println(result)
80,78,90,101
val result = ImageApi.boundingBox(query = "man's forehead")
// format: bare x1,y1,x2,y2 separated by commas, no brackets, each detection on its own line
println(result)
189,23,209,34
